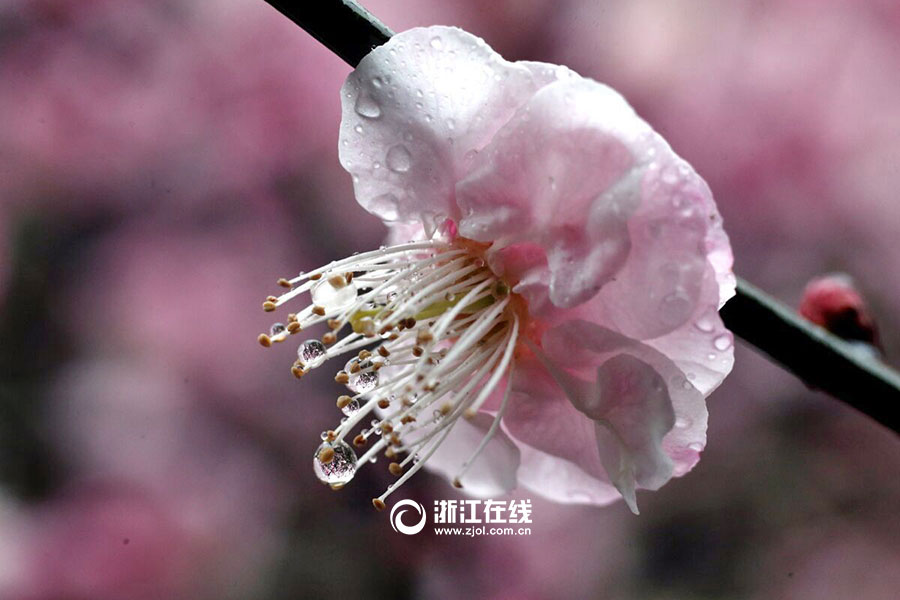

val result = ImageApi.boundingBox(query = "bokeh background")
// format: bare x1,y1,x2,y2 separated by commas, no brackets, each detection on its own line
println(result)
2,0,899,598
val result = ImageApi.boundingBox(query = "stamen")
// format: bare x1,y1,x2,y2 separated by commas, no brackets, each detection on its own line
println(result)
264,236,524,506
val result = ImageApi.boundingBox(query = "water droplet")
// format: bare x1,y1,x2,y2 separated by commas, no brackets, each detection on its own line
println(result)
354,94,382,119
694,309,716,333
311,276,357,311
269,323,286,336
429,36,443,49
386,144,412,173
370,193,400,221
342,399,361,417
446,118,455,130
660,292,691,325
713,334,732,351
707,353,716,361
373,161,381,170
688,442,704,452
354,124,364,134
662,166,679,185
371,76,384,88
320,431,329,440
313,440,357,485
675,416,692,428
297,339,327,367
347,370,379,395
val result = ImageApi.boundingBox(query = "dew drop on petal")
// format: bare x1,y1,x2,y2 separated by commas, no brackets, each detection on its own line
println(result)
297,339,327,368
660,292,692,325
371,76,383,88
313,440,357,485
694,310,716,333
713,334,733,351
370,193,400,221
269,323,286,336
675,416,692,429
688,442,704,452
429,36,443,49
311,277,357,311
386,144,412,173
354,124,364,134
354,94,382,119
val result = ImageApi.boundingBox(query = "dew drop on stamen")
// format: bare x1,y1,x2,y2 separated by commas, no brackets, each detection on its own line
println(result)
313,440,357,485
269,323,286,336
348,370,379,394
341,399,361,417
297,339,327,366
311,277,357,311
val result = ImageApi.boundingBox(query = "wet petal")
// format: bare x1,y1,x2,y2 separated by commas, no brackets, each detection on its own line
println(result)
457,78,647,308
339,26,537,226
425,412,520,497
513,441,622,506
541,320,708,511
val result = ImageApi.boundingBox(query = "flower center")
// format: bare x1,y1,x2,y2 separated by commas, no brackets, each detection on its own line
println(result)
258,237,521,508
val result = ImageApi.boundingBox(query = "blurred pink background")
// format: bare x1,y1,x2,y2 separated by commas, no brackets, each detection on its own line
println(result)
1,1,898,598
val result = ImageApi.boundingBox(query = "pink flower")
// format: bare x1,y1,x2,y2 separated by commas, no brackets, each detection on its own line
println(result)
259,26,734,512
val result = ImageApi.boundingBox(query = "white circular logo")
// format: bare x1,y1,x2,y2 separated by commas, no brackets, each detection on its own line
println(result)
389,499,427,535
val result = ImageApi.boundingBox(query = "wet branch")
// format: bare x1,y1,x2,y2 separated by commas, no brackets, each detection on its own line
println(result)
261,0,900,434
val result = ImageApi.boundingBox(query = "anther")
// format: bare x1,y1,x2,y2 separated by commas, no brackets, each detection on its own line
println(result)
287,321,301,334
389,462,404,476
291,366,304,379
318,446,335,464
326,430,337,442
416,330,434,344
381,423,393,434
452,478,463,489
400,415,416,425
328,274,347,288
262,301,277,312
335,371,350,384
327,319,342,330
312,306,326,316
309,273,321,280
266,296,278,302
372,498,386,511
322,332,337,345
377,398,390,409
257,334,272,347
358,350,372,360
277,278,291,288
336,395,352,409
353,434,367,447
378,346,390,357
330,483,345,491
412,346,424,357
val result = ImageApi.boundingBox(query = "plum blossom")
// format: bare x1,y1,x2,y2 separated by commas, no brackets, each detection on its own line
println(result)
259,26,734,513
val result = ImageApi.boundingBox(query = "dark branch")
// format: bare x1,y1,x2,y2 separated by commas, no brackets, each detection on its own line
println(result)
722,279,900,431
263,0,393,67
261,0,900,434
